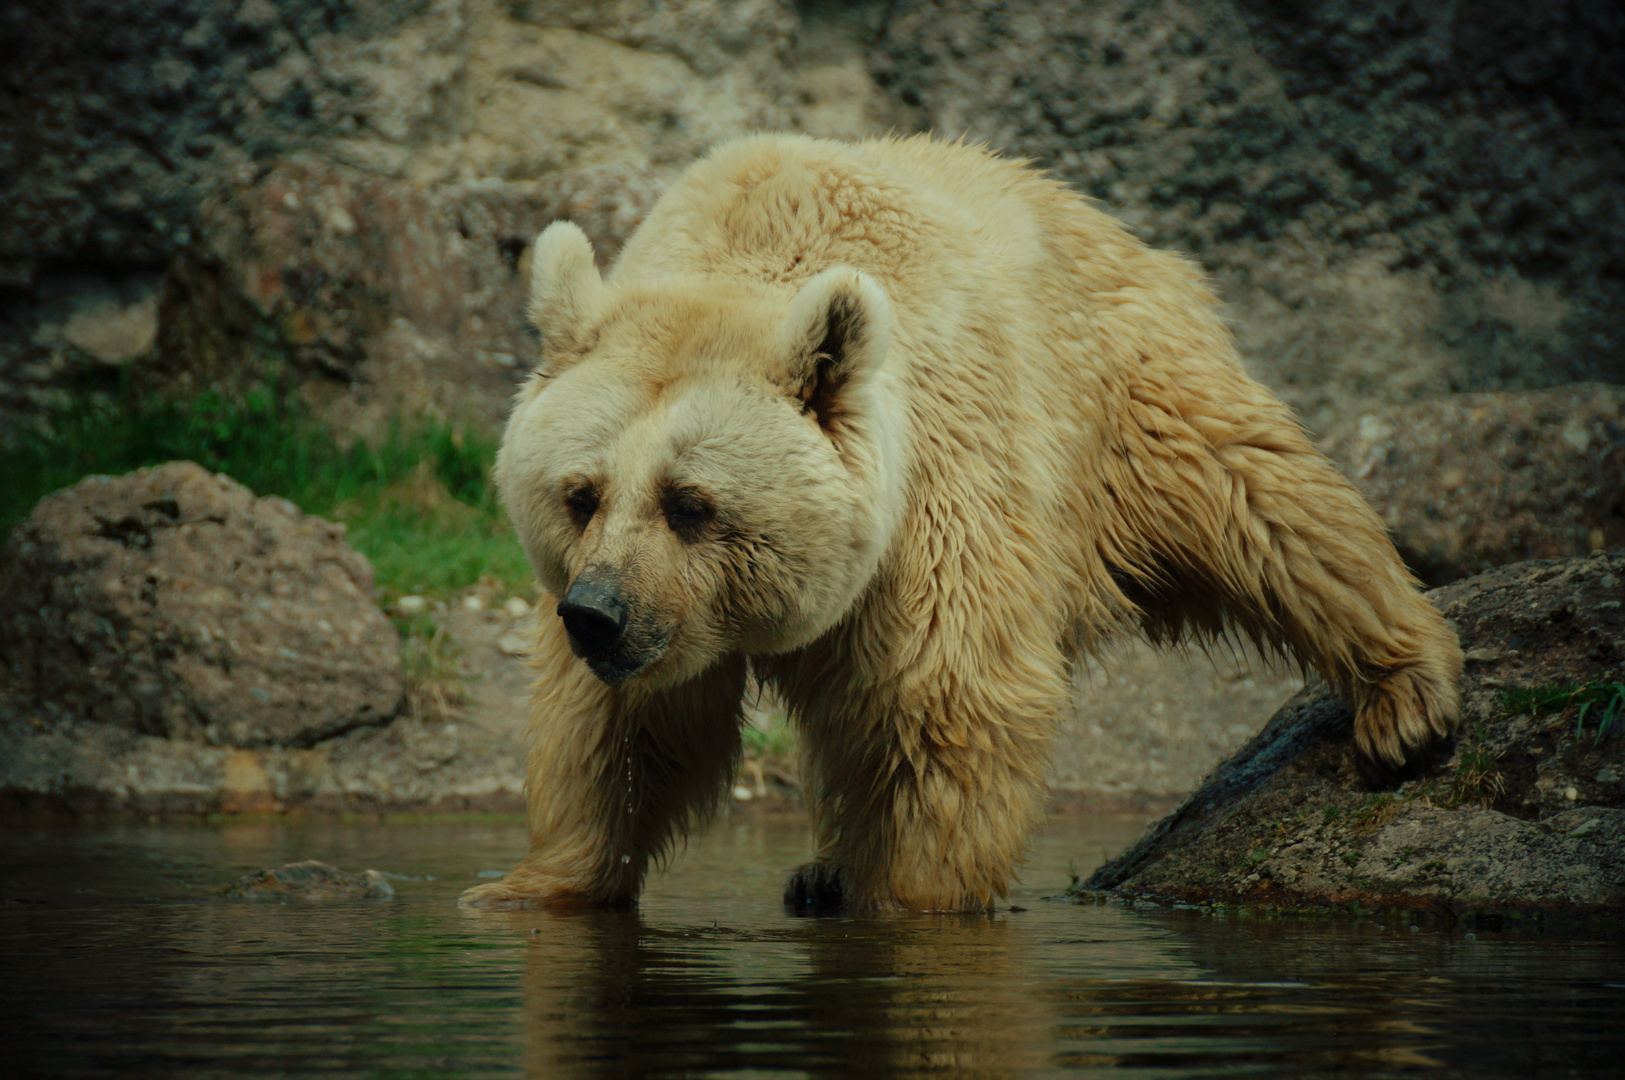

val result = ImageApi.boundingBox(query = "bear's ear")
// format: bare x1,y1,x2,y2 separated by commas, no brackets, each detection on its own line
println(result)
781,267,894,433
527,222,607,356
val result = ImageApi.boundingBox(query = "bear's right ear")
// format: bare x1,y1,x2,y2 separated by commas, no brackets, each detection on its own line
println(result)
527,222,607,357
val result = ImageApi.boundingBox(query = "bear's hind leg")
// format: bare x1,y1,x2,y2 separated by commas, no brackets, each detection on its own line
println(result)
460,618,747,907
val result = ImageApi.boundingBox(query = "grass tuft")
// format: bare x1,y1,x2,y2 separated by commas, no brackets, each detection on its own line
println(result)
1,390,532,601
1352,792,1398,829
1573,682,1625,746
1448,741,1505,808
1501,680,1625,747
396,614,468,721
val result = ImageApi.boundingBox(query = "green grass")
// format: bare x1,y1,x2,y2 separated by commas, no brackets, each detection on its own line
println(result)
1448,740,1505,808
1,390,531,601
1501,680,1625,745
742,711,798,765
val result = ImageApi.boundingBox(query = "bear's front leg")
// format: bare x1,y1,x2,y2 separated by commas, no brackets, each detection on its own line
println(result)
460,618,746,908
781,665,1061,913
1106,364,1462,775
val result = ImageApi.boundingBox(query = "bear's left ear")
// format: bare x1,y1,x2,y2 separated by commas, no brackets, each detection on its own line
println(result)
781,267,894,433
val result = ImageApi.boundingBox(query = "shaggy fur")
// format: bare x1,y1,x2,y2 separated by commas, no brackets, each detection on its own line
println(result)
461,134,1462,912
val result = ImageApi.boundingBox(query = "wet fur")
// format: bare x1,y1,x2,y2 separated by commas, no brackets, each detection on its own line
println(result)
462,134,1462,914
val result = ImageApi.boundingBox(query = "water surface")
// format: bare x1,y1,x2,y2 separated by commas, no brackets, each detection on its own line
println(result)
3,815,1622,1077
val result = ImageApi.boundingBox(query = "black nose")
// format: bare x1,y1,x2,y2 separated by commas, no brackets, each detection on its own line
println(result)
557,576,628,660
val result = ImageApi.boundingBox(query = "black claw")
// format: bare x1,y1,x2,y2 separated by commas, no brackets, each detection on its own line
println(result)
1357,731,1457,790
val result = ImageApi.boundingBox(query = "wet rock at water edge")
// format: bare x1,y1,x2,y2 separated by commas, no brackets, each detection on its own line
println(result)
224,860,395,902
0,461,404,748
1082,551,1625,917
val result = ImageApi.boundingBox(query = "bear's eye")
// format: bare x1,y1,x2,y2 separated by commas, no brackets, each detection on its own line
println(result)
563,483,599,528
661,489,714,538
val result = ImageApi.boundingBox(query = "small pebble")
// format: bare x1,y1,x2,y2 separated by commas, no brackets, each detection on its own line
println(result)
1409,925,1419,932
395,595,427,616
1464,933,1476,942
1564,786,1579,801
504,597,531,619
475,869,505,879
497,632,529,657
732,785,754,801
462,594,484,612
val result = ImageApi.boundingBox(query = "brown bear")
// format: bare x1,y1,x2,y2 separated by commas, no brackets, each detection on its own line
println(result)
461,134,1462,913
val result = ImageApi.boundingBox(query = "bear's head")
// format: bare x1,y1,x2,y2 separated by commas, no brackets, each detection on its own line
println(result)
497,222,907,690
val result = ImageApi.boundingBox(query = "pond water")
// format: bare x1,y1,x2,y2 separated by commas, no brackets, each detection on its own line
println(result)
3,814,1622,1078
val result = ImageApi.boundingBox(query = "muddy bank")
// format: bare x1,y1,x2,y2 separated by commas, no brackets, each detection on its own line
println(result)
1082,551,1625,916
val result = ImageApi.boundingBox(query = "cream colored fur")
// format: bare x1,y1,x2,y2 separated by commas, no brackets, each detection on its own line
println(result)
462,134,1462,913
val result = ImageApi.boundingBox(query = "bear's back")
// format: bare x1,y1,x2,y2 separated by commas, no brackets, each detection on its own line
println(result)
610,135,1098,302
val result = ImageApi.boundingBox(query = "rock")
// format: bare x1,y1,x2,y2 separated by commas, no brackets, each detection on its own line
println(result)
1,273,167,420
3,1,902,429
1082,551,1625,916
0,593,530,817
223,860,395,901
55,292,160,367
151,157,664,431
1,0,891,288
0,0,428,289
1,0,900,283
0,461,403,748
871,0,1625,431
508,0,796,77
1327,384,1625,583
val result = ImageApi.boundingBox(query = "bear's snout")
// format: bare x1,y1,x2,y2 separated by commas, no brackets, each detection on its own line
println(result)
559,575,628,655
558,573,661,686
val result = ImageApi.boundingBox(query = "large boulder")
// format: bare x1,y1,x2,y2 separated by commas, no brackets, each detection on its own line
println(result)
1083,551,1625,916
0,461,403,748
1329,383,1625,583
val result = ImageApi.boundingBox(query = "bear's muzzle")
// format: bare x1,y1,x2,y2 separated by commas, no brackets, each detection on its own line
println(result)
558,572,664,686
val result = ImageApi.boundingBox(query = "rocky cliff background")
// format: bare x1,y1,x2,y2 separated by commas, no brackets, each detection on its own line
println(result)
2,0,1620,812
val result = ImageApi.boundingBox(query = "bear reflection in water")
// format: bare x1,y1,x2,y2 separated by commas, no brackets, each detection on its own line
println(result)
467,899,1561,1078
463,134,1463,913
